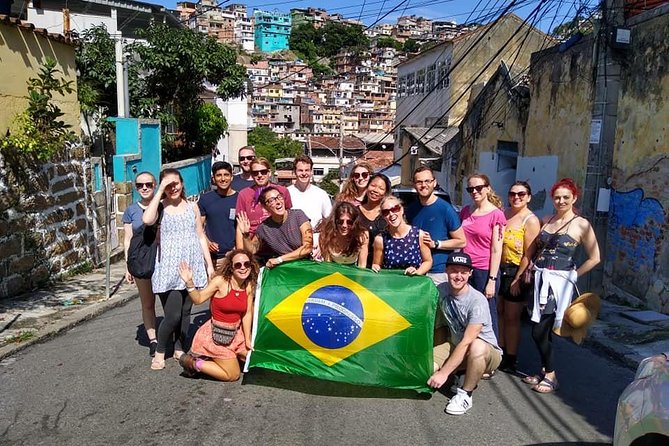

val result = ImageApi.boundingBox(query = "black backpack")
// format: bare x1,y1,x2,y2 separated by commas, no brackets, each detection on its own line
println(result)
127,204,163,279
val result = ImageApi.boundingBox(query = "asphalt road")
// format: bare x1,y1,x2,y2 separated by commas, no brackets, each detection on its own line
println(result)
0,299,634,446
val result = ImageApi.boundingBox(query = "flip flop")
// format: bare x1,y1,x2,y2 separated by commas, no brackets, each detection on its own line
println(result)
522,374,543,385
532,377,559,393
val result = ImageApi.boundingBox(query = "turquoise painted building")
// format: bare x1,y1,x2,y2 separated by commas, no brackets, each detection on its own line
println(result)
254,10,291,53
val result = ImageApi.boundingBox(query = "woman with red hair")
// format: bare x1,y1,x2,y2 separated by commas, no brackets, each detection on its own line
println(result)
518,178,600,393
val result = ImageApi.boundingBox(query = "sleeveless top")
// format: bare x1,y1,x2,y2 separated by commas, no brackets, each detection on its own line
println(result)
359,210,387,268
152,203,207,293
534,218,580,271
211,286,248,324
329,251,359,265
502,213,534,266
382,225,422,269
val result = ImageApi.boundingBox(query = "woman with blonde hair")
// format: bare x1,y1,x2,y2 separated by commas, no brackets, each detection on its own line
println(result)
178,249,258,381
460,173,506,340
122,171,158,356
336,162,374,206
316,201,369,267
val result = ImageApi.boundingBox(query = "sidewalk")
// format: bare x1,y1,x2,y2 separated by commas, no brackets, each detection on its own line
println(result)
1,259,668,369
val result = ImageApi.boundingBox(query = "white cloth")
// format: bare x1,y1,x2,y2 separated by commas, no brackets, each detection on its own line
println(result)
287,184,332,228
531,267,577,329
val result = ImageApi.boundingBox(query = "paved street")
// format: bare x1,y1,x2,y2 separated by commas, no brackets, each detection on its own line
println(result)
1,299,633,446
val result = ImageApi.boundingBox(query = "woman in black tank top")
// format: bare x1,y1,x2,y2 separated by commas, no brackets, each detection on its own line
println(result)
518,178,600,394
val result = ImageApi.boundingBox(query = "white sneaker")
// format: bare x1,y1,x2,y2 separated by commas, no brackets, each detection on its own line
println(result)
445,388,472,415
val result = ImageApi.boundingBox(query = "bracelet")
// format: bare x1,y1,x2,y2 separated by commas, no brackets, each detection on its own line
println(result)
276,256,284,264
488,276,497,282
186,286,196,292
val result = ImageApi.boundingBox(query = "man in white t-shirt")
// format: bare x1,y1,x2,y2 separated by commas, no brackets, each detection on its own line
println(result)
427,252,502,416
287,154,332,229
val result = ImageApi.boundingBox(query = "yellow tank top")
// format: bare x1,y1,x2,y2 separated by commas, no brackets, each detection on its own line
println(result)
502,213,533,265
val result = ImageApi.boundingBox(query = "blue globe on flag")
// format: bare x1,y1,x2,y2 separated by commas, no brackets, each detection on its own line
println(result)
301,285,364,349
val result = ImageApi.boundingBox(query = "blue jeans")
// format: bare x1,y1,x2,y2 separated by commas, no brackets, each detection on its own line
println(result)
469,268,500,338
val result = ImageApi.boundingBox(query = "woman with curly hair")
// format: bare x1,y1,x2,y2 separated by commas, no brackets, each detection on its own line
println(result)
336,162,374,206
316,201,369,267
177,249,259,381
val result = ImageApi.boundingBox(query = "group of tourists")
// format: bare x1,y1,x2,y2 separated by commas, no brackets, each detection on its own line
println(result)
123,145,600,416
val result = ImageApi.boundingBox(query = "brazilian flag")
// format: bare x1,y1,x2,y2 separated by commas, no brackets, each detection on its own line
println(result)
246,260,438,393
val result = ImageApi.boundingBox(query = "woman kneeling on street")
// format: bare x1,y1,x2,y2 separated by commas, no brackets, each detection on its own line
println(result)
177,249,258,381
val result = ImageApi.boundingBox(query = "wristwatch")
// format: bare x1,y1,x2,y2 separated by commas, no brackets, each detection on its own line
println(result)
489,276,497,281
432,240,439,249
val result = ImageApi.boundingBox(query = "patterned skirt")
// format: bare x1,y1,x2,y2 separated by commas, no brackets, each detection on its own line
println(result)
190,319,248,360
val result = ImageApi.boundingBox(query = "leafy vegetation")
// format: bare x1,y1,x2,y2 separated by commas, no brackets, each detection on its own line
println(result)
551,15,595,41
318,169,341,197
0,58,76,160
376,36,403,51
402,38,421,53
290,22,369,73
247,126,304,166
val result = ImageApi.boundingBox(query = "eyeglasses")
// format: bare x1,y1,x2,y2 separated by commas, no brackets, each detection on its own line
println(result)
414,179,434,186
135,182,154,190
233,261,251,270
252,169,269,176
381,204,402,217
264,194,284,205
466,184,488,194
353,171,370,180
337,218,353,226
508,191,528,198
239,156,255,161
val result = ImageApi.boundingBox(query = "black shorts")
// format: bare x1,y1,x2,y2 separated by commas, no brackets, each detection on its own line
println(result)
499,265,531,303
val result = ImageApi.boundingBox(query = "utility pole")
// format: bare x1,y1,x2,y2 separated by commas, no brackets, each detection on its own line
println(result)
114,34,130,118
338,113,344,180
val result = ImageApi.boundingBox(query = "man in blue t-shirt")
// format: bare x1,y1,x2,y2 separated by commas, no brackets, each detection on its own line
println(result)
199,161,238,268
405,166,466,286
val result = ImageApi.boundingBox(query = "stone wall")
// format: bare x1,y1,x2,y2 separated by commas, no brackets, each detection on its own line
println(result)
0,148,104,299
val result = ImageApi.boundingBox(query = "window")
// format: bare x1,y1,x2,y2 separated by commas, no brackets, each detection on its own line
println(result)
313,168,324,176
406,72,415,96
437,60,450,89
496,141,518,172
425,63,435,92
415,68,425,95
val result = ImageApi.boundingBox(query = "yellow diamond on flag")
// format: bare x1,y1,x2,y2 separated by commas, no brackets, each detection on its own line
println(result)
266,272,411,367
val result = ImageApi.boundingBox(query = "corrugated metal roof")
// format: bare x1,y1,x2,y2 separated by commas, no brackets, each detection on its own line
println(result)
402,127,459,155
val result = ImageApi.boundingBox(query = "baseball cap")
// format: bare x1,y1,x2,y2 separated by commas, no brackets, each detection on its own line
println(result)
446,252,472,269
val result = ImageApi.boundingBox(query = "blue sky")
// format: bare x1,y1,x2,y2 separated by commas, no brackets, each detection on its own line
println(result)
153,0,599,33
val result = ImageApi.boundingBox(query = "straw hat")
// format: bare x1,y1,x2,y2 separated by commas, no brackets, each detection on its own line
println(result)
553,292,601,344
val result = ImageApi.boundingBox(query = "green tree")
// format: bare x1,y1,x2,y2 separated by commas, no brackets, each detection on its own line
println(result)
76,25,117,117
551,15,593,41
289,21,368,73
319,169,340,197
248,126,303,166
403,38,421,53
376,36,403,51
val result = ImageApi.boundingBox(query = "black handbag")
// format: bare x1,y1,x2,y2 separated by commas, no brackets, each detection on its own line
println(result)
126,204,163,279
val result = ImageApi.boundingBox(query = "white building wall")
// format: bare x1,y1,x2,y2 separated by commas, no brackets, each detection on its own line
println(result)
214,95,248,163
28,6,118,34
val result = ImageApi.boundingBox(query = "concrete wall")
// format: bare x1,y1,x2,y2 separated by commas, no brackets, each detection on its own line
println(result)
524,37,595,187
0,21,80,137
604,10,669,313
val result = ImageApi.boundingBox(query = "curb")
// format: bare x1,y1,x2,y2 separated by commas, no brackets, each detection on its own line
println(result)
0,288,138,361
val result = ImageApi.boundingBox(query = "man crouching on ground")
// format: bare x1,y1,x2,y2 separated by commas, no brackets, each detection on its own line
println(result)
428,252,502,415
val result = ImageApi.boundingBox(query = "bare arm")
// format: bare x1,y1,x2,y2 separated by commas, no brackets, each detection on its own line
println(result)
575,218,600,278
511,215,541,295
357,231,369,268
193,205,214,276
266,221,313,268
179,262,223,305
123,223,134,283
143,177,171,225
485,223,504,298
428,323,483,388
237,211,260,254
242,286,254,350
371,235,383,272
410,230,433,276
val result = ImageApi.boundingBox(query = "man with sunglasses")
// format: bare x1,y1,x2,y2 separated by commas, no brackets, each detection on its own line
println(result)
406,166,466,287
198,161,238,269
235,157,292,246
231,145,256,192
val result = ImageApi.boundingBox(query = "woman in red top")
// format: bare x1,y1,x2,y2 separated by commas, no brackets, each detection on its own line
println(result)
178,249,259,381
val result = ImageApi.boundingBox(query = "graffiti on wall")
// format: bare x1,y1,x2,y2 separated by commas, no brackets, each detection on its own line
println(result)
607,188,665,298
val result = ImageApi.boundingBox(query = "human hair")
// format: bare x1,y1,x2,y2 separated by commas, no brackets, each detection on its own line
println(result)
159,168,187,200
367,173,392,197
412,165,434,181
259,186,281,205
238,145,255,154
468,173,503,209
380,194,403,209
251,157,272,170
336,162,374,203
551,178,579,198
135,171,156,183
316,202,366,257
509,180,532,196
293,154,313,170
216,248,260,289
211,161,233,176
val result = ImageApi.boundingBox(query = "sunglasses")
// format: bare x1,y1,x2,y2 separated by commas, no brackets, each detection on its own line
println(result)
233,261,251,270
508,191,528,198
264,195,283,205
466,184,488,194
381,204,402,217
239,156,255,161
135,182,154,190
337,218,353,226
252,169,269,176
353,171,370,180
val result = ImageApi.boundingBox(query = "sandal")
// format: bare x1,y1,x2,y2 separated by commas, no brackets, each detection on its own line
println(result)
522,374,543,385
150,358,165,370
532,377,559,394
481,370,496,380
